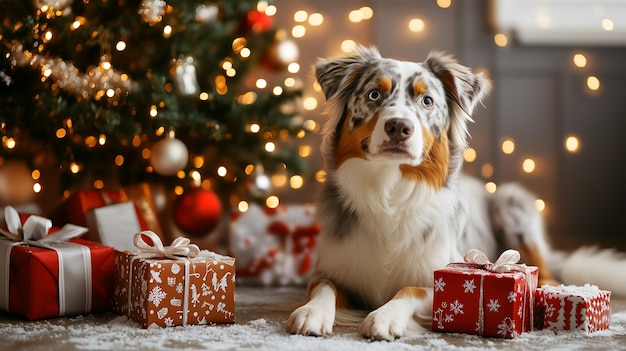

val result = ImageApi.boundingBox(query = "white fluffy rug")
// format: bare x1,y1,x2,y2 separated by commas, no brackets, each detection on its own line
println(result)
2,287,626,351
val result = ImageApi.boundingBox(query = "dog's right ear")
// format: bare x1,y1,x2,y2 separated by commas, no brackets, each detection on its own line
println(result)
315,46,381,101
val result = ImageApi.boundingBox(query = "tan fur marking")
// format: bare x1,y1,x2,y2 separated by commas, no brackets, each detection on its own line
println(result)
400,128,449,188
413,81,428,96
378,77,392,94
393,287,428,300
334,113,379,169
521,243,559,286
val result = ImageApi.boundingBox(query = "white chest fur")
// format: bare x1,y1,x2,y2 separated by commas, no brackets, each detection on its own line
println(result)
315,159,463,308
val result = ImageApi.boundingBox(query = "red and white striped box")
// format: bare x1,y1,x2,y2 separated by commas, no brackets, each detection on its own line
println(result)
534,284,611,333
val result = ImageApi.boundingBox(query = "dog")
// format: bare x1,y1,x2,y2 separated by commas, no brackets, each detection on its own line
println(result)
286,46,626,341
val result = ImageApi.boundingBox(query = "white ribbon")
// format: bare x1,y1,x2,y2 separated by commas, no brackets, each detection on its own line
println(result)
464,248,529,274
462,248,537,336
132,231,200,259
128,231,200,326
0,206,90,316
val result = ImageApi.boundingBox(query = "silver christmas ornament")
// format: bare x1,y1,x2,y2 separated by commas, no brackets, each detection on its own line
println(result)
150,132,189,176
171,57,200,96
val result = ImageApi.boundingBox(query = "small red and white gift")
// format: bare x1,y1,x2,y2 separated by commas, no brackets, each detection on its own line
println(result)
113,231,236,328
534,284,611,333
229,203,320,286
432,249,539,338
0,206,115,320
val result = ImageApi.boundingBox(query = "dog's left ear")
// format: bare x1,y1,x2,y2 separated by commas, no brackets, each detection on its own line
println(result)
425,52,491,174
425,51,491,120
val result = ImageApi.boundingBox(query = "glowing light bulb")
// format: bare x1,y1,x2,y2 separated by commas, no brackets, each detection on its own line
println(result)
485,182,497,193
341,40,357,53
294,10,308,22
587,76,600,91
349,10,363,23
494,33,508,47
265,142,276,152
573,54,587,68
522,158,536,173
266,195,280,208
256,79,267,89
565,136,580,153
238,201,249,212
535,199,546,212
481,164,494,178
290,175,304,189
292,25,306,38
463,148,477,162
437,0,452,8
309,13,324,26
408,18,425,32
303,97,318,110
501,139,515,154
359,7,373,19
217,166,227,177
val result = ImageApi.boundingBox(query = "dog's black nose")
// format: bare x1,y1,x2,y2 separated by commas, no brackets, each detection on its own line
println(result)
384,118,414,142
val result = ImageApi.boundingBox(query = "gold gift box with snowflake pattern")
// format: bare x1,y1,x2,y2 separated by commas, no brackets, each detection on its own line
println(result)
113,248,235,328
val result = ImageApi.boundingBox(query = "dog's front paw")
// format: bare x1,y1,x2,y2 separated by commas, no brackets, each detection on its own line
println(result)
286,304,334,336
359,308,407,341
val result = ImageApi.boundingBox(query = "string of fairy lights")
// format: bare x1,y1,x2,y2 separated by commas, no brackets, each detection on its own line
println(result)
0,0,611,214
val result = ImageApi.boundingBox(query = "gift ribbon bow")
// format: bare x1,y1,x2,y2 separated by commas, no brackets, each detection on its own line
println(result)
0,206,90,316
1,206,87,243
464,248,528,273
133,231,200,259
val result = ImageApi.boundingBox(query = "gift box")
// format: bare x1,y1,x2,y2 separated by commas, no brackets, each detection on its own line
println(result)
229,203,320,286
432,249,539,338
86,201,142,251
534,284,611,333
53,184,164,250
113,231,236,328
1,207,115,320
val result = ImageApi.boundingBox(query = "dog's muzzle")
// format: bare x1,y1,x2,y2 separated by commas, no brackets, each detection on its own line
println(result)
384,118,414,142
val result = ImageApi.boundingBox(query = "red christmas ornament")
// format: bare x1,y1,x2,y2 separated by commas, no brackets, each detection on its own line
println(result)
246,10,273,32
172,188,222,238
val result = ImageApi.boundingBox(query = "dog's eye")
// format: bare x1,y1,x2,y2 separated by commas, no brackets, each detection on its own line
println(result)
422,96,434,107
368,90,381,101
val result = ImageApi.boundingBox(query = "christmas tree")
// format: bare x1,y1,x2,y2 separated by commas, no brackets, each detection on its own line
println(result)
0,0,307,207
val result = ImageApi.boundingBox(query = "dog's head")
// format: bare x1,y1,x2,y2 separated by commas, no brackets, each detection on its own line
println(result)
316,46,490,189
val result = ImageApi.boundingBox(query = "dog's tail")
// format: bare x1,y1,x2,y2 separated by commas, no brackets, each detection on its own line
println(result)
548,246,626,297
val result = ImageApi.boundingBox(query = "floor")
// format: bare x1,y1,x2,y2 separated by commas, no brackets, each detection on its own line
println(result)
1,286,626,351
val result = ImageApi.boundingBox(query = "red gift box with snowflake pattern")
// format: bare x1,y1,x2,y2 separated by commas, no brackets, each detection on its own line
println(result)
534,284,610,333
432,260,538,338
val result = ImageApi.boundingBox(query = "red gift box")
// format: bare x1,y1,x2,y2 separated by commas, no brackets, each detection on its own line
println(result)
53,189,151,231
432,249,539,338
1,208,115,320
52,187,167,250
229,203,320,286
113,231,236,328
534,284,611,333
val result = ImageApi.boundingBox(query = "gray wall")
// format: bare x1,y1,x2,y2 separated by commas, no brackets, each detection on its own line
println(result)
274,0,626,251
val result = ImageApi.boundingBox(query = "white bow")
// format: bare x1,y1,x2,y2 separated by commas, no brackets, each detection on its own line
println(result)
1,206,87,243
133,230,200,259
464,248,528,273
